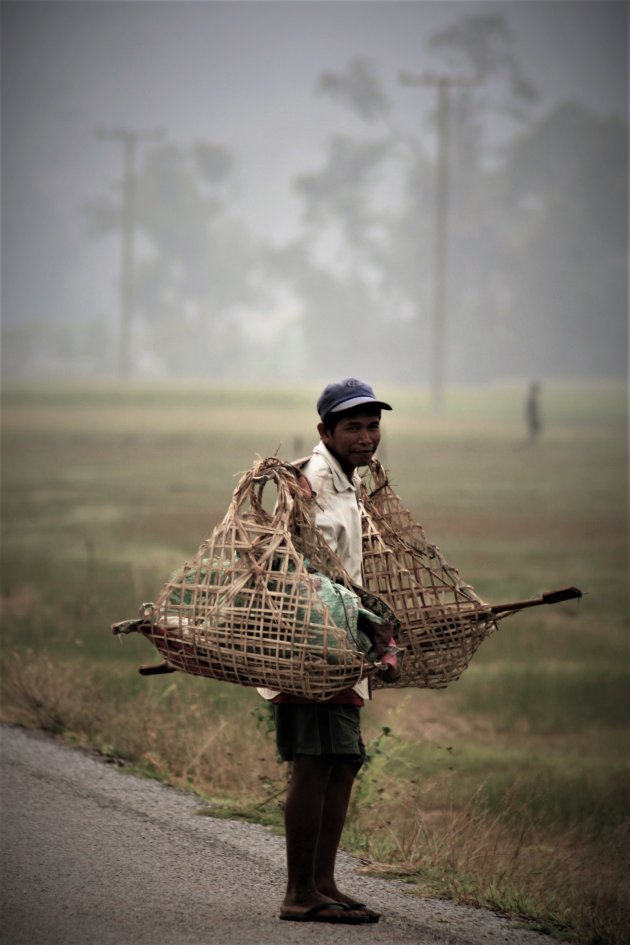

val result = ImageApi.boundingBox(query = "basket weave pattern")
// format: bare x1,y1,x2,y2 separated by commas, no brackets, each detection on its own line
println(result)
360,460,498,689
142,458,372,700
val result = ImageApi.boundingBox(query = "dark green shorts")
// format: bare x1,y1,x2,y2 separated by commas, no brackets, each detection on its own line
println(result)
273,703,366,765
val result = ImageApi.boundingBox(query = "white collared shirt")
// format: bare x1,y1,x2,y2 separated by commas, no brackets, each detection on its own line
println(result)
303,442,363,585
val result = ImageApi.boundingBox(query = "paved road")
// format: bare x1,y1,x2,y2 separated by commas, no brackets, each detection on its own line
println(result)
0,724,550,945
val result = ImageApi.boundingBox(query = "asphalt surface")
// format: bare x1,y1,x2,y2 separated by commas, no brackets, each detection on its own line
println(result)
0,724,552,945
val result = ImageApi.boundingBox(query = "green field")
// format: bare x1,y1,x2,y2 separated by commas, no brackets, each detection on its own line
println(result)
1,380,628,944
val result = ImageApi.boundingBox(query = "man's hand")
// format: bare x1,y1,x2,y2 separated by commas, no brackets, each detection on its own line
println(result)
376,653,402,683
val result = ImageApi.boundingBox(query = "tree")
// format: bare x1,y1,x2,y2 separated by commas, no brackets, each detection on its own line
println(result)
86,140,281,378
280,11,625,386
279,12,544,388
496,103,627,378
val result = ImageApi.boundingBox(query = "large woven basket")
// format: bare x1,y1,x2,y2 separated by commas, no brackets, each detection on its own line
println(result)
114,458,391,700
360,460,497,689
112,456,581,697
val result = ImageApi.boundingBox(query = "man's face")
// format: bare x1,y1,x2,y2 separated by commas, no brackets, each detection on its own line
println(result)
319,409,382,476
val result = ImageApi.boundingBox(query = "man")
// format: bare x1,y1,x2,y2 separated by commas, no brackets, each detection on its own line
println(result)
259,377,397,925
525,382,542,442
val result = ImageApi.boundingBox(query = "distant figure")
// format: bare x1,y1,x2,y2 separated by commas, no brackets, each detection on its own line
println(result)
525,382,542,442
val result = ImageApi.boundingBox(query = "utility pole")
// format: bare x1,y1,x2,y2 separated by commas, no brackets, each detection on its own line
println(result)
400,72,481,413
97,127,162,379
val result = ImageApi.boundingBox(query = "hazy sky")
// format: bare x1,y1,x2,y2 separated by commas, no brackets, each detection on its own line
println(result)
3,0,627,328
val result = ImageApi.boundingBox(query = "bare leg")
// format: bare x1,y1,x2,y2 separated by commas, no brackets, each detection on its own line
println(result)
315,762,381,920
313,761,358,897
281,754,339,913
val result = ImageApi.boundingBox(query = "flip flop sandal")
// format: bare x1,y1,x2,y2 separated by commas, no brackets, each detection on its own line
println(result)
279,902,371,924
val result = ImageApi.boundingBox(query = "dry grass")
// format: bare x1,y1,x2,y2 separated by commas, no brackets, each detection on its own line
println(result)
0,652,282,802
2,380,627,945
348,762,629,943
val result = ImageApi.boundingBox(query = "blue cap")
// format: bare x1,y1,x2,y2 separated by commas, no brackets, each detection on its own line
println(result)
317,377,392,419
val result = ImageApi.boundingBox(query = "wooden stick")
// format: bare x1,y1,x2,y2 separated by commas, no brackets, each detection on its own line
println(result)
111,617,152,635
490,586,582,615
138,661,177,676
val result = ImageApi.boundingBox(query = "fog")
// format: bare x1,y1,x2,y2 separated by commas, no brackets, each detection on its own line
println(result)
2,1,627,388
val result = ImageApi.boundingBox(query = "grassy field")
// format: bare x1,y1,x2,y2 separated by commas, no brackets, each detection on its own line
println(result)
1,380,628,944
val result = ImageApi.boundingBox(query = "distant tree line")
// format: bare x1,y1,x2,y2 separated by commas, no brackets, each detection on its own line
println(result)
6,12,625,385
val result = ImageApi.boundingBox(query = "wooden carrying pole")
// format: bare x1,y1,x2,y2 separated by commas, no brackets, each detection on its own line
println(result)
490,586,582,616
114,587,583,677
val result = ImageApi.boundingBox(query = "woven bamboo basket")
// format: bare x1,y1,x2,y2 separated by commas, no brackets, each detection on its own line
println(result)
113,457,397,700
360,460,498,689
359,459,581,688
112,456,581,697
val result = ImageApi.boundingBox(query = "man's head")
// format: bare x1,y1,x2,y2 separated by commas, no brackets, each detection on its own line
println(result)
316,378,392,476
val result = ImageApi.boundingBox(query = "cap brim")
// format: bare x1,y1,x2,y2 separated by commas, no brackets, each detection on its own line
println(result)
330,396,392,412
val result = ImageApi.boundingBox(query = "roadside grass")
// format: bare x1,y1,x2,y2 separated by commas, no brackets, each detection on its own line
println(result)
2,652,627,945
1,380,628,944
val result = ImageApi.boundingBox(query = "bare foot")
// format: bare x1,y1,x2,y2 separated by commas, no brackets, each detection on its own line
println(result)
315,883,381,922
